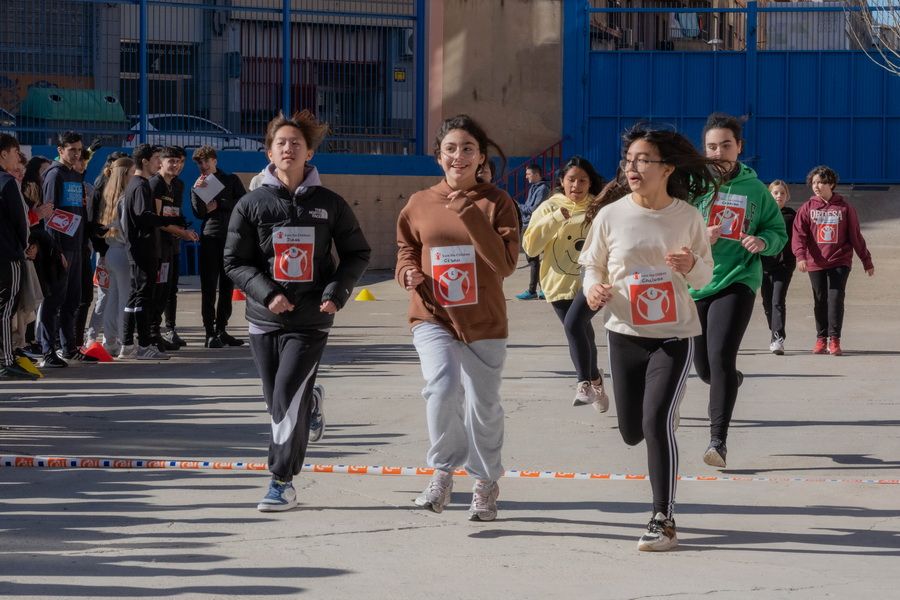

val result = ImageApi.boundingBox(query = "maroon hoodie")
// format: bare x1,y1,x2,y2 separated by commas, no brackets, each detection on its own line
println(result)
791,193,873,272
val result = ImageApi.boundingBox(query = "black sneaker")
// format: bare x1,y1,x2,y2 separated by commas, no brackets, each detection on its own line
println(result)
736,370,744,387
62,349,99,363
703,438,727,468
1,362,39,380
309,384,325,442
40,352,68,369
23,343,43,359
153,336,179,352
165,330,187,347
217,331,245,347
13,348,38,364
205,335,224,349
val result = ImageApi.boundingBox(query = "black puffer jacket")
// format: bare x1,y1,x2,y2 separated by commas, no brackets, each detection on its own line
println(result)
223,166,371,332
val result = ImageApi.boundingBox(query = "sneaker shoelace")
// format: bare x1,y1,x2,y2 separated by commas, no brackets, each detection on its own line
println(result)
471,484,494,511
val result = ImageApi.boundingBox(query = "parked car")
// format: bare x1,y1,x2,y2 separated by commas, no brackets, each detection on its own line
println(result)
0,108,16,136
125,114,264,151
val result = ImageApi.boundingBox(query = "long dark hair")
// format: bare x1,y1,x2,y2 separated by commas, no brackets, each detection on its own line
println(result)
586,124,725,222
553,156,604,197
433,114,507,182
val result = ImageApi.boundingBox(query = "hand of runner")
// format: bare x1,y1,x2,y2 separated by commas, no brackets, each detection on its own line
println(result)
320,300,338,314
866,267,875,277
25,244,38,260
36,203,54,220
268,293,295,314
740,233,766,254
665,247,696,274
797,260,807,273
404,267,425,290
206,199,218,212
707,225,721,245
194,175,208,188
586,283,613,311
180,228,199,242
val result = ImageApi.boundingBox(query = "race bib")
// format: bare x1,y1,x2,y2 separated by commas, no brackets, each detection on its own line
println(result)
93,264,110,289
46,209,82,237
272,227,315,282
431,245,477,307
60,182,83,208
815,214,840,245
708,192,747,241
157,262,170,284
628,268,677,326
162,205,180,217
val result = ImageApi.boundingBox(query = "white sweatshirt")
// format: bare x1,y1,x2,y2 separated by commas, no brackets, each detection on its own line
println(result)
578,194,713,339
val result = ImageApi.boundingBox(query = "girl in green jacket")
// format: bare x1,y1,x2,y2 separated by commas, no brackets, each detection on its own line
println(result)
689,113,788,469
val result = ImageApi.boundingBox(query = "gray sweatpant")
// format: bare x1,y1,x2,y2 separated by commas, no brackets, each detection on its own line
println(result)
412,322,506,481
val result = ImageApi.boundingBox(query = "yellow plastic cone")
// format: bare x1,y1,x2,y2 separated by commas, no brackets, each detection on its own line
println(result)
16,355,43,378
354,288,376,301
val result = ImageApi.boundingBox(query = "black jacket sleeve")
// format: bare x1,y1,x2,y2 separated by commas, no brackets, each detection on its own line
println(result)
90,185,109,256
223,198,283,308
321,195,371,308
190,186,208,220
0,179,28,259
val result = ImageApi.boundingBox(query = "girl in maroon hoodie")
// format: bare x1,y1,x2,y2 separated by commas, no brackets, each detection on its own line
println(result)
791,166,874,356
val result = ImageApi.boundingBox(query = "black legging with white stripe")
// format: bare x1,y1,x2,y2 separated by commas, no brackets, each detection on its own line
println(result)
1,259,23,366
607,330,693,518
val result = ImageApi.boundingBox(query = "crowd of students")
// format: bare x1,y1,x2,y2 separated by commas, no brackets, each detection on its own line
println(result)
0,132,250,378
0,110,876,553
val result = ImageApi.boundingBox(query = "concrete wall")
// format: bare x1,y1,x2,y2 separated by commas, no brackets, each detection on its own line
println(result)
235,172,439,271
428,0,563,156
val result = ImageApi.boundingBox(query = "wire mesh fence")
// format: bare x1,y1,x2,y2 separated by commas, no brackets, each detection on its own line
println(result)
0,0,421,154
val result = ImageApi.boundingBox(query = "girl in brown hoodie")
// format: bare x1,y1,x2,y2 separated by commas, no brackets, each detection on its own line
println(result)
396,114,519,521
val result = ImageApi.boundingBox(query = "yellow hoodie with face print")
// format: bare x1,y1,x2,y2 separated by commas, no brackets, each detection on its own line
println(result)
522,192,592,302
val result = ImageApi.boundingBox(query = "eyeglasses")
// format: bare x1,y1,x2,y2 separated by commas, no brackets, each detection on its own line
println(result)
619,158,666,172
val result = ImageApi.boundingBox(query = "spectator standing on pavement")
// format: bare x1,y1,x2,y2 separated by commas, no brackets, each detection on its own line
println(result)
516,163,550,300
224,110,371,511
522,156,609,411
161,147,190,348
190,146,247,348
397,114,519,521
791,165,874,357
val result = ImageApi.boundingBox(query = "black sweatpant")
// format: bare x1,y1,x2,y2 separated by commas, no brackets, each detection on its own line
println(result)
608,330,693,518
551,292,601,382
123,260,158,347
1,260,23,366
199,236,233,336
526,254,541,294
164,254,180,331
150,255,174,338
37,247,81,355
74,245,93,346
249,329,329,482
693,282,756,443
808,266,850,339
761,266,794,342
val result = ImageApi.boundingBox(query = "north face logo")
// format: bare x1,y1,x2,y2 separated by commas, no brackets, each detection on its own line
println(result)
310,208,328,220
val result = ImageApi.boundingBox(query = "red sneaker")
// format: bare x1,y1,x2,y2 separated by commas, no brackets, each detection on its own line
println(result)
828,337,842,356
813,337,828,354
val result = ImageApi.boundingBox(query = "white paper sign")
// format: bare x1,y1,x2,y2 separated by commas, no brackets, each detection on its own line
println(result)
46,209,82,237
193,173,225,204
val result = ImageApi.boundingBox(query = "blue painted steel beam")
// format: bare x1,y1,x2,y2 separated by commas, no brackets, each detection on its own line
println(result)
282,0,291,116
139,0,148,143
415,0,426,154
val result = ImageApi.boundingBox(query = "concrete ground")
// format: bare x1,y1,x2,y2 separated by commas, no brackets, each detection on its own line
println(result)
1,191,898,599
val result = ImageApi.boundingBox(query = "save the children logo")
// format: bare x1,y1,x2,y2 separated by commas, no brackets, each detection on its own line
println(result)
430,245,477,307
811,209,841,245
628,268,677,326
272,227,315,282
708,192,748,241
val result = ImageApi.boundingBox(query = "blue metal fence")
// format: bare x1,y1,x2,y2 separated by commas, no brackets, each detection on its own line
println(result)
566,1,900,183
0,0,424,155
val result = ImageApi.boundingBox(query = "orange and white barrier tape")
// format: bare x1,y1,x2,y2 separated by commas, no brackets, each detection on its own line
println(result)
1,455,898,485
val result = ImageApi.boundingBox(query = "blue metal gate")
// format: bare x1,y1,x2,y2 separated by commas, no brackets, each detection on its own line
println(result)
563,1,900,184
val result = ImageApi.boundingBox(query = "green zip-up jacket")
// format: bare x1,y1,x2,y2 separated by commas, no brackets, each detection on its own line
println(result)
689,163,787,300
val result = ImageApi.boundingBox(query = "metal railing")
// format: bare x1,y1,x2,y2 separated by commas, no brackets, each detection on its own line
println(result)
499,140,565,205
0,0,424,154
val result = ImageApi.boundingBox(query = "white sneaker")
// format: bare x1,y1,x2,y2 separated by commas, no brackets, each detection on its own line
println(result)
468,480,500,521
637,512,678,552
103,338,122,357
591,377,610,413
414,470,453,513
117,344,137,360
573,381,598,407
769,339,784,355
135,345,171,360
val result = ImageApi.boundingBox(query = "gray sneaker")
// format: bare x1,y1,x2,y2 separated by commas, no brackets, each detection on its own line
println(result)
135,345,171,361
591,378,610,413
414,469,453,513
468,480,499,521
637,512,678,552
117,344,137,360
572,381,598,407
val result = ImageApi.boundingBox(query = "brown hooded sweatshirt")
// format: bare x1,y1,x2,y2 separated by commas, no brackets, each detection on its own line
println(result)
396,180,520,343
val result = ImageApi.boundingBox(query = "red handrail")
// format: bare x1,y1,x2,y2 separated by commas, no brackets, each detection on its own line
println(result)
500,139,564,204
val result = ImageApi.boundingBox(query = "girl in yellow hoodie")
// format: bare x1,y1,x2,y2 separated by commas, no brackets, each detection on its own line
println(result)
522,156,608,410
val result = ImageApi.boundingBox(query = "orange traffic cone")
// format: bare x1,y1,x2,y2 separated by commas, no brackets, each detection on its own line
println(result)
83,341,114,362
232,289,246,301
